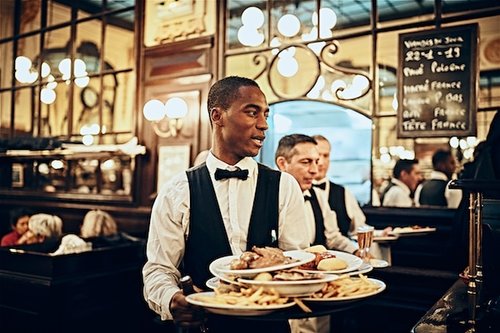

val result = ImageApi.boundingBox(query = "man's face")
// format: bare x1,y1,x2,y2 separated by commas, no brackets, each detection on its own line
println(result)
439,155,457,179
216,86,269,164
315,139,330,180
279,142,319,192
401,164,422,192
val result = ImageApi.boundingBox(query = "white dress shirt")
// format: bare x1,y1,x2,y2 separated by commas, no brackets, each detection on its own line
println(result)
414,171,462,208
313,178,367,234
303,189,358,254
382,178,414,207
143,152,309,320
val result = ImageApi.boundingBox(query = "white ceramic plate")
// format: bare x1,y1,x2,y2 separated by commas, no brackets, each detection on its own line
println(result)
210,250,315,278
389,227,436,236
237,274,339,297
302,278,386,302
298,250,363,274
369,258,389,268
186,292,296,316
345,262,373,276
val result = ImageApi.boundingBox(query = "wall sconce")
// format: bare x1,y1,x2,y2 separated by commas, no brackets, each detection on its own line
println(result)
143,97,188,138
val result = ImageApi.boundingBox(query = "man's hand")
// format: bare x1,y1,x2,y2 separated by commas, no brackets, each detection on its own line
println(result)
170,290,206,328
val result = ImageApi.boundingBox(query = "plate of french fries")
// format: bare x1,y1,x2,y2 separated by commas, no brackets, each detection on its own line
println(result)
301,274,386,302
186,286,296,316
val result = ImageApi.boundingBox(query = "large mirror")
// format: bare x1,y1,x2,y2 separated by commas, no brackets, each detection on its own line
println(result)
0,0,137,200
224,0,500,209
258,100,372,206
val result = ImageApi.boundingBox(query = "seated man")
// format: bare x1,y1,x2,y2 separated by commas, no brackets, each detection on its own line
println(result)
381,159,422,207
312,135,370,236
415,149,462,208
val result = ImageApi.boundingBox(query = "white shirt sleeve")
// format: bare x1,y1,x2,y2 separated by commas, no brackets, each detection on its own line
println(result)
344,188,367,233
445,181,462,208
142,172,190,320
317,192,358,253
278,172,310,250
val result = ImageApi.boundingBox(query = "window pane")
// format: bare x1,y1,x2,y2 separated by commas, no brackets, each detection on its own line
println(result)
0,91,12,137
43,26,71,82
73,77,100,138
14,87,35,135
47,0,71,27
15,35,40,88
76,20,102,75
20,0,41,34
110,71,134,136
0,0,15,39
104,11,135,72
0,41,13,89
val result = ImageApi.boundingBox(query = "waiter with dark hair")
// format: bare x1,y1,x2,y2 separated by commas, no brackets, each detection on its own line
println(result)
143,76,308,333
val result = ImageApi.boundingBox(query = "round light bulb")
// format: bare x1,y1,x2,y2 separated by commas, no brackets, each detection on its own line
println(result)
278,14,301,37
241,7,265,29
41,62,51,78
143,99,167,121
15,56,32,70
237,26,264,47
277,57,298,77
82,134,94,146
165,97,188,119
40,88,56,104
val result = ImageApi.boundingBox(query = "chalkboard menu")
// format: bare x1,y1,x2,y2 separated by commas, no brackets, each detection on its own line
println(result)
397,24,478,138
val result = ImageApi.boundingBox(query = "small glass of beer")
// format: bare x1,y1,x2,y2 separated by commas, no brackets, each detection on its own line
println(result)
357,225,374,261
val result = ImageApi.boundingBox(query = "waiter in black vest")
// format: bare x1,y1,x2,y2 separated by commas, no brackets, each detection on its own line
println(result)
143,76,309,333
275,134,358,333
311,135,369,237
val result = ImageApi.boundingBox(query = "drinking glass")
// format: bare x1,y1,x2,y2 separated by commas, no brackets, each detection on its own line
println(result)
357,226,374,262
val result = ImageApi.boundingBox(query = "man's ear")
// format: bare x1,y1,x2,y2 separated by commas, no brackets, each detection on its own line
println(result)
276,156,287,171
210,107,223,127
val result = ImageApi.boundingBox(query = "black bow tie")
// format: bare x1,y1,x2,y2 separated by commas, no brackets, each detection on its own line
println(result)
214,168,249,181
304,195,311,202
313,182,327,190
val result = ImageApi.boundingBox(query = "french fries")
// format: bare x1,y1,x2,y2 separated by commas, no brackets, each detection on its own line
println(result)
310,274,380,299
194,286,290,307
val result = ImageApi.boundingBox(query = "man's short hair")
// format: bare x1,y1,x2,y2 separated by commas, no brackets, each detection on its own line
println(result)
311,134,329,145
393,159,419,179
432,149,452,169
207,76,260,114
275,134,317,164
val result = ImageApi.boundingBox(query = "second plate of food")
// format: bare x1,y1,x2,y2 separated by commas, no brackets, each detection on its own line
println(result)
238,273,339,297
299,250,363,274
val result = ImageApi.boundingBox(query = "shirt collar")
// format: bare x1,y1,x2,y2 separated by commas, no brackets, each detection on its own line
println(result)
206,151,257,177
430,171,449,181
391,178,411,194
313,177,328,185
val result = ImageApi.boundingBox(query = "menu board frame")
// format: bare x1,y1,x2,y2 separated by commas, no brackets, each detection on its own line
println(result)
397,24,478,138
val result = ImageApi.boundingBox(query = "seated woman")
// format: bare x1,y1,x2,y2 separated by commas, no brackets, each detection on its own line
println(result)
80,210,136,247
21,213,63,245
1,208,33,247
80,209,118,238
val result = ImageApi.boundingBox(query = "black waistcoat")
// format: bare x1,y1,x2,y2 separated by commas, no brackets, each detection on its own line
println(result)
327,182,351,237
419,179,448,206
308,188,326,245
183,163,281,289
